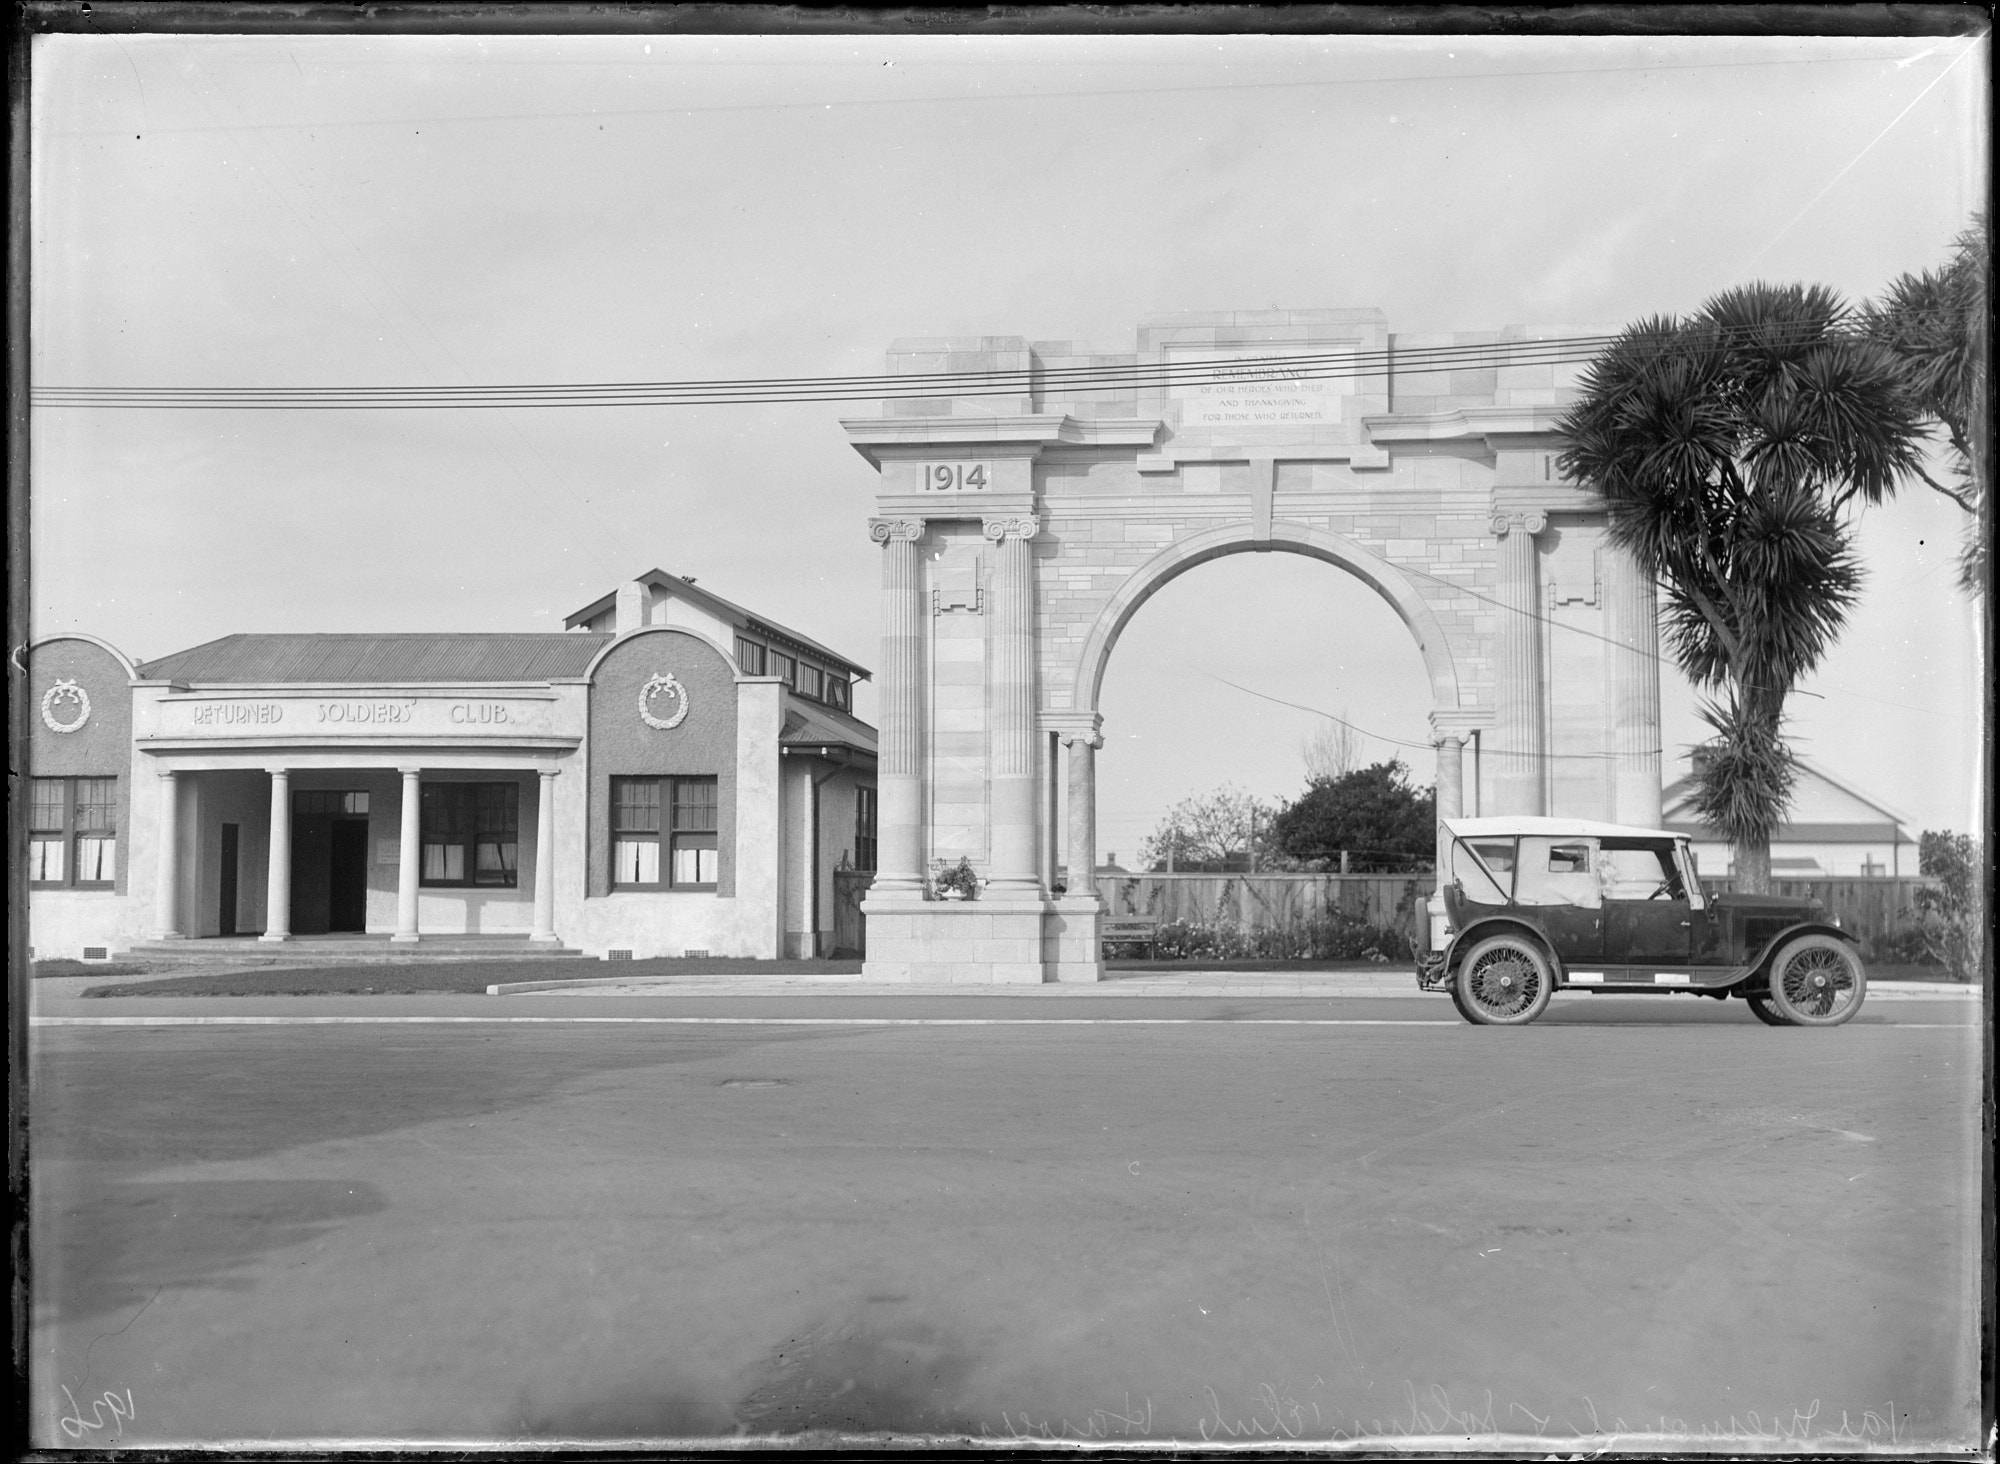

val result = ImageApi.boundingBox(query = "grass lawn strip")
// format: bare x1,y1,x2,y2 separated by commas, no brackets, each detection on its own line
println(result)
75,956,867,998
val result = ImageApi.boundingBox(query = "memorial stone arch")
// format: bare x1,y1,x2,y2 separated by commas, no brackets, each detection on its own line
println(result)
844,309,1663,984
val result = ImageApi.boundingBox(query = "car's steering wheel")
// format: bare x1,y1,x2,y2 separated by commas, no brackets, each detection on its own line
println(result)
1647,880,1675,900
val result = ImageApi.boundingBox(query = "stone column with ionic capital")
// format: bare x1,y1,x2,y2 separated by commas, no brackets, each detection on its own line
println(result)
1605,542,1665,827
1429,717,1468,881
869,517,927,894
1489,511,1548,815
1060,724,1105,904
984,515,1043,894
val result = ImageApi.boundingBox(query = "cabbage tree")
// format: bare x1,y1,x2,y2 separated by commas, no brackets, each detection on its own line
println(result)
1559,283,1925,891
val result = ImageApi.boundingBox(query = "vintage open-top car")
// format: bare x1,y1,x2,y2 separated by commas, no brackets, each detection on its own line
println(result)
1416,816,1866,1027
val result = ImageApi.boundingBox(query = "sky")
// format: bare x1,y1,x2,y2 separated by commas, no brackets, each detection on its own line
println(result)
26,23,1991,854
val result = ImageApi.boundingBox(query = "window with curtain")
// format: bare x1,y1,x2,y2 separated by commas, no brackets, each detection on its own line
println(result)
30,776,118,888
611,775,718,889
421,782,518,887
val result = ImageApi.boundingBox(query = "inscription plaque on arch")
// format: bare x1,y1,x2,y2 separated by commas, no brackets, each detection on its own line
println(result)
1172,349,1353,427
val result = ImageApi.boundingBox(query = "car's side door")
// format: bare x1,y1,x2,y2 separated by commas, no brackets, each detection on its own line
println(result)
1599,841,1693,967
1513,836,1602,968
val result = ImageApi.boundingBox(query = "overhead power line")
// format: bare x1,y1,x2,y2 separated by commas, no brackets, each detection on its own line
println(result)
29,318,1863,411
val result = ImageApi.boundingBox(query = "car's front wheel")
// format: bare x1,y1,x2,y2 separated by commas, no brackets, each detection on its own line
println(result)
1766,934,1866,1027
1455,934,1553,1025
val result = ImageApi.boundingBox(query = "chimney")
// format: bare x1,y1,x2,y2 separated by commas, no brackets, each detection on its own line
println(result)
614,581,645,635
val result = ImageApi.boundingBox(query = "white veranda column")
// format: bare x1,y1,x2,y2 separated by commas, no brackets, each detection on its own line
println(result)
1489,511,1548,815
1606,542,1665,827
869,517,927,894
152,770,183,939
531,769,559,943
394,767,423,943
985,515,1042,893
260,767,292,942
1063,728,1103,903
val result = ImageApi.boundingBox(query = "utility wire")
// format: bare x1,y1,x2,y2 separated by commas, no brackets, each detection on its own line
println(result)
31,318,1870,410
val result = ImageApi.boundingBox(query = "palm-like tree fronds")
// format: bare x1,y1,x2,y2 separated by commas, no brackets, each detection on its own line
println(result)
1558,279,1930,890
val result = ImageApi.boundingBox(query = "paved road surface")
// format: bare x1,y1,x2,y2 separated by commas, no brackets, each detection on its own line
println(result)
27,987,1983,1450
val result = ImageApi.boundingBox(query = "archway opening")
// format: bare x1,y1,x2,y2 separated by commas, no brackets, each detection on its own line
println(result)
1087,549,1440,880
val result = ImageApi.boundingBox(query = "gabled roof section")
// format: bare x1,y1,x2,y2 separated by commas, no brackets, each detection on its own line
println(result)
563,569,870,679
137,633,613,684
778,696,878,760
1662,757,1910,839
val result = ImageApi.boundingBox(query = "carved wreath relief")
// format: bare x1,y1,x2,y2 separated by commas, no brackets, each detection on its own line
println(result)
42,677,92,734
639,671,690,731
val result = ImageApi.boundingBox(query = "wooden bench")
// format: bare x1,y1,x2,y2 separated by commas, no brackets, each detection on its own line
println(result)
1100,915,1161,958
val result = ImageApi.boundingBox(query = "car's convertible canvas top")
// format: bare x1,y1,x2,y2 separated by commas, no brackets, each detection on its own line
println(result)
1442,816,1680,843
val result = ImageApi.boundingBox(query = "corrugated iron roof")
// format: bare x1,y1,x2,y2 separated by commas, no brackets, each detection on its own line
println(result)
779,697,878,758
137,633,614,684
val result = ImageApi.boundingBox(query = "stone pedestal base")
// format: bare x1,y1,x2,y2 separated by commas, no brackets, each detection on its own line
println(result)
1044,897,1105,982
860,892,1055,984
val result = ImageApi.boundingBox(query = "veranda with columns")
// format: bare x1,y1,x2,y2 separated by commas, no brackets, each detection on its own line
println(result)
142,752,571,947
844,307,1666,984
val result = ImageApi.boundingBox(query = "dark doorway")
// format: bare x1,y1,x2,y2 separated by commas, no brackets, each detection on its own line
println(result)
328,819,370,932
219,823,240,936
290,791,372,935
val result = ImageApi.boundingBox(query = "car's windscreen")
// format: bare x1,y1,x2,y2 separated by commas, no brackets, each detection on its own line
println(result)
1599,840,1684,899
1451,838,1513,903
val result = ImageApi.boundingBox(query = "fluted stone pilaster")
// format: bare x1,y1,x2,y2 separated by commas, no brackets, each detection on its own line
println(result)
870,518,927,892
985,515,1042,892
1606,543,1665,827
1490,512,1548,815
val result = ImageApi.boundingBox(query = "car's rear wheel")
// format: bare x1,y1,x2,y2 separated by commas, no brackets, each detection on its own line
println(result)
1745,992,1793,1026
1766,934,1866,1027
1455,935,1553,1025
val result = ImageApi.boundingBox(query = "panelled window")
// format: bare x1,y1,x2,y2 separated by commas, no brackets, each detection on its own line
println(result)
421,783,518,887
854,785,877,871
612,775,719,889
30,776,118,888
741,631,854,710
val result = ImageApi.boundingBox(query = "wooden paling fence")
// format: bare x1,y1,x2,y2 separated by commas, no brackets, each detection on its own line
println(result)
1701,876,1938,957
1093,872,1430,934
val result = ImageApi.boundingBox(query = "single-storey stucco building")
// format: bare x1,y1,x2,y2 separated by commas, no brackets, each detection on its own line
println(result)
1662,752,1915,878
27,570,876,962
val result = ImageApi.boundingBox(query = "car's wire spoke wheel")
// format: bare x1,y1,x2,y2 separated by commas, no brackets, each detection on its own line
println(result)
1745,993,1794,1026
1767,934,1867,1027
1455,935,1553,1025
